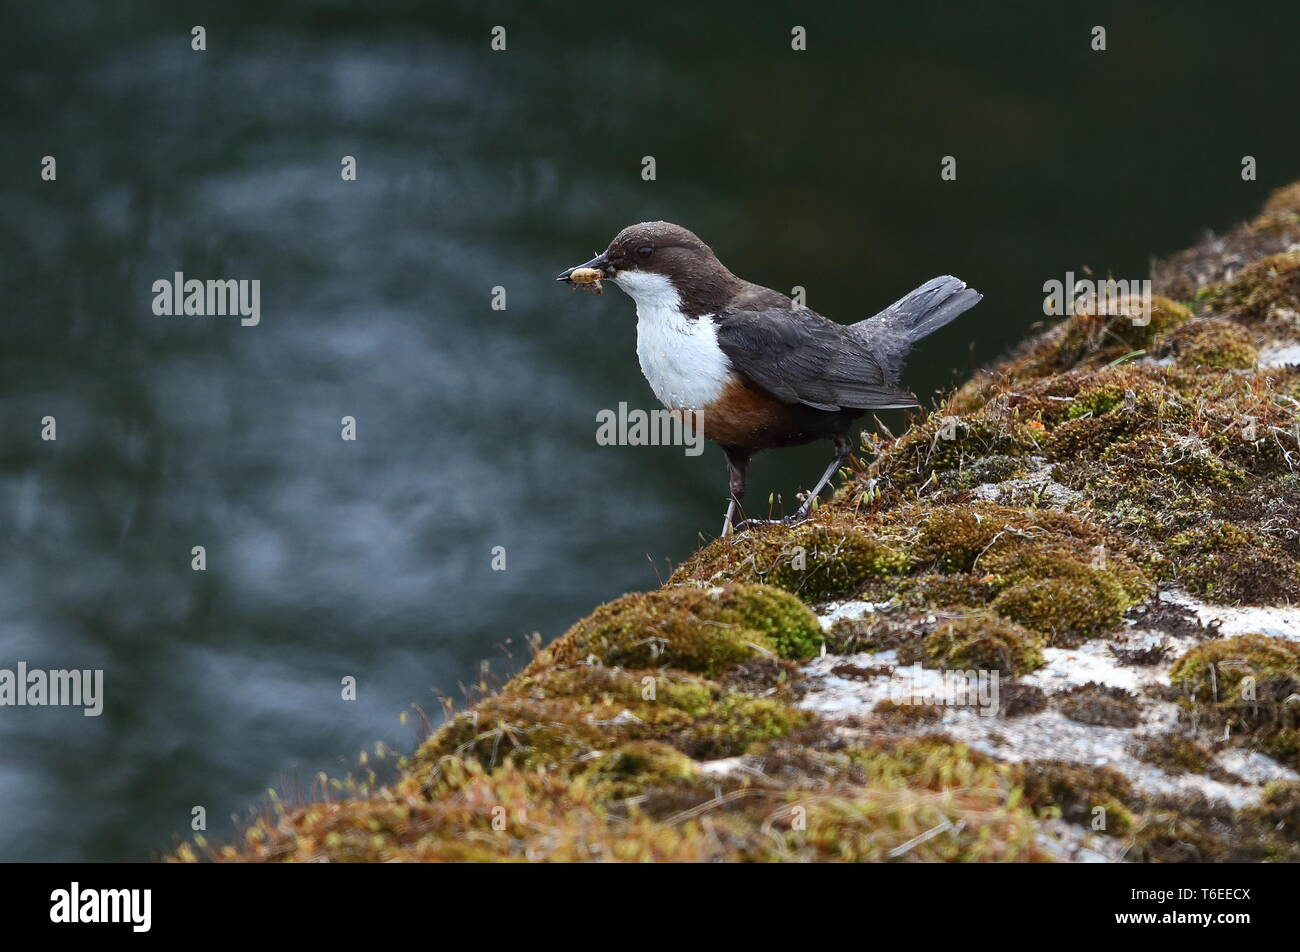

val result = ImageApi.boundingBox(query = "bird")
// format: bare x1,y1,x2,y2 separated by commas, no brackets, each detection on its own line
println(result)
558,221,982,536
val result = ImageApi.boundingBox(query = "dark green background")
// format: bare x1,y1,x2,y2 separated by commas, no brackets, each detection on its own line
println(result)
1,1,1296,860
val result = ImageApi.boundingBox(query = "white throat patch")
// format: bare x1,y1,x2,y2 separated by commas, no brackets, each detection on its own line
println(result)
612,270,732,411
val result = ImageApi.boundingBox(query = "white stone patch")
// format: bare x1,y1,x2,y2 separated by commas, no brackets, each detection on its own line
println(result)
1257,341,1300,368
970,463,1087,509
1022,636,1189,694
1035,818,1126,863
797,586,1300,830
1215,747,1299,786
816,599,892,631
1160,590,1300,641
698,756,747,777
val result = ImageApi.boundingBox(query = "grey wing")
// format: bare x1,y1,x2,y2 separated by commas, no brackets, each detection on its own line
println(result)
714,308,920,412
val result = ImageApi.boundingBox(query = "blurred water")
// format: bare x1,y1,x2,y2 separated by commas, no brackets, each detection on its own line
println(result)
1,1,1297,860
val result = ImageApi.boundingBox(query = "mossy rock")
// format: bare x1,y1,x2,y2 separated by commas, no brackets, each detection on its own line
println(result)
671,513,910,602
1200,250,1300,327
877,413,1044,491
1260,182,1300,219
1042,374,1187,461
1155,317,1258,370
578,741,699,799
1014,760,1137,836
1130,732,1229,778
913,612,1044,676
538,582,823,675
1169,634,1300,705
1057,682,1142,728
990,567,1135,646
1245,780,1300,835
1167,521,1300,604
414,665,814,772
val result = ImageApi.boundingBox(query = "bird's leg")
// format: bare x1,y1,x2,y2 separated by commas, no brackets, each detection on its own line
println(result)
721,447,751,537
786,435,853,524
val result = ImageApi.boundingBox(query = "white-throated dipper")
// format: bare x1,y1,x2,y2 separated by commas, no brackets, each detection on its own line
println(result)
558,221,982,536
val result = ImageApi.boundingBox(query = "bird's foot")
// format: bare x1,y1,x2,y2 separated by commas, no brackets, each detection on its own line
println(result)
729,517,782,534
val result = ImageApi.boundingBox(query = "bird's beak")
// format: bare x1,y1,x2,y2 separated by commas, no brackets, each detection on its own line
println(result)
556,254,614,283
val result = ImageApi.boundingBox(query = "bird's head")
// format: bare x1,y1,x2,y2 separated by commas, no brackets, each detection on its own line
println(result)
558,221,732,310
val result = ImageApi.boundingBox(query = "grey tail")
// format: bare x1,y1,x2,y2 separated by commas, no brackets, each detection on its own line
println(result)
849,275,982,381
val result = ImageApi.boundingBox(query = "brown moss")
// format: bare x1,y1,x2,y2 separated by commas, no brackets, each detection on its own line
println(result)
1244,780,1300,835
1260,182,1300,219
1200,251,1300,331
1014,760,1136,836
1057,682,1143,728
871,699,944,726
1129,732,1223,777
997,682,1048,717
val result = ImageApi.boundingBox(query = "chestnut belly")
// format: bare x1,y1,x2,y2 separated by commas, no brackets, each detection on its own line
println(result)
697,377,862,450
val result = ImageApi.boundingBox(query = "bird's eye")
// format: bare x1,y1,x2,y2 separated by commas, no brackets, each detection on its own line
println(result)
637,245,654,257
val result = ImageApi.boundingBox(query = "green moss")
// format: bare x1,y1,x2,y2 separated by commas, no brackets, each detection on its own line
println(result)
860,572,996,615
990,567,1135,646
844,736,1000,790
1200,250,1300,327
671,512,910,602
579,741,699,799
537,582,823,676
412,665,814,773
1042,374,1187,461
1257,727,1300,770
1170,634,1300,704
914,612,1044,676
878,414,1044,492
909,504,1006,573
1245,780,1300,835
1156,317,1258,369
1167,635,1300,769
1167,522,1300,603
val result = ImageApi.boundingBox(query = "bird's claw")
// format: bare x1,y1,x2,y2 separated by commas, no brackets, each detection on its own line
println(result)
728,515,809,535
